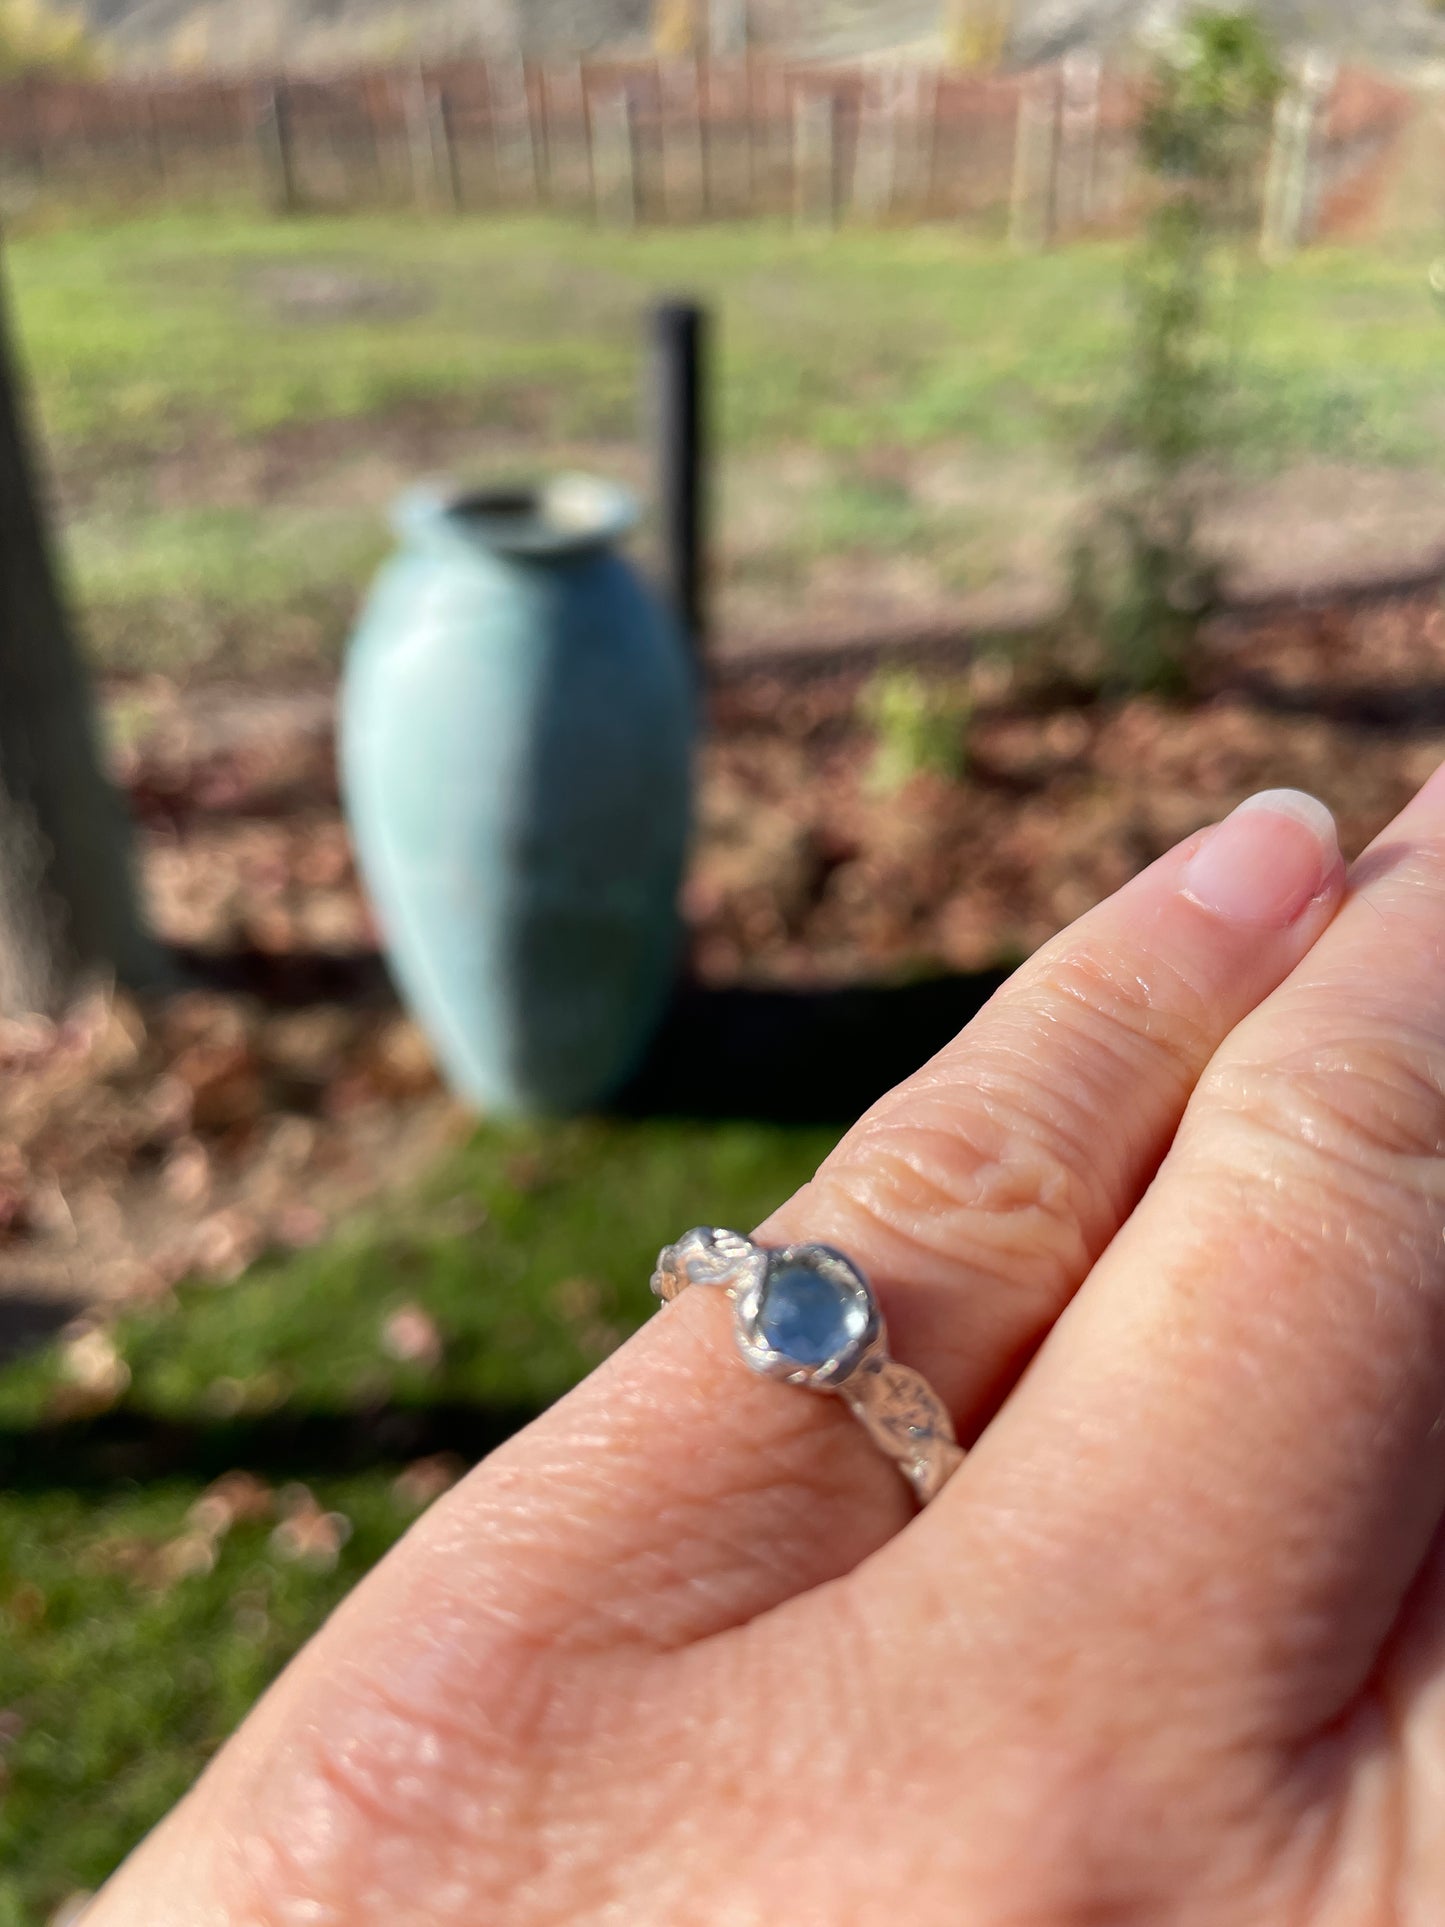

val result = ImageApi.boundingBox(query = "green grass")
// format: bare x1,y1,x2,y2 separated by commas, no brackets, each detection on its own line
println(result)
7,212,1127,453
14,211,1444,461
0,1116,832,1923
67,503,391,673
0,1476,402,1927
5,210,1444,673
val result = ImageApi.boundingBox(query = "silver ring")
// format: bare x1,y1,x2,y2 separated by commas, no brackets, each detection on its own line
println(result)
651,1228,965,1506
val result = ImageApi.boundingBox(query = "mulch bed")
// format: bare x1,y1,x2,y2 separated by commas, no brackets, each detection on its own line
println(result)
5,589,1445,1336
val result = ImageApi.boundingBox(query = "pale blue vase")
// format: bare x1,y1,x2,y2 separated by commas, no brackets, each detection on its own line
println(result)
340,476,693,1116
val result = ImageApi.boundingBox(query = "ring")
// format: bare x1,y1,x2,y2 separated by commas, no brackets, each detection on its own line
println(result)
651,1228,965,1505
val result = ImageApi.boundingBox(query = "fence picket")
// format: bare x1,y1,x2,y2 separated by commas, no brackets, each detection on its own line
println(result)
591,87,638,227
1056,50,1100,232
1009,76,1059,251
255,82,298,215
1262,52,1334,256
491,56,538,205
663,57,706,223
854,69,898,221
793,87,837,226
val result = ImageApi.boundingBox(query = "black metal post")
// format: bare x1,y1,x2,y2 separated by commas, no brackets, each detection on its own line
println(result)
649,299,708,656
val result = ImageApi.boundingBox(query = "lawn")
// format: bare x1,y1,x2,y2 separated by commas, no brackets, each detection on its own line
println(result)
5,210,1444,673
0,1115,834,1922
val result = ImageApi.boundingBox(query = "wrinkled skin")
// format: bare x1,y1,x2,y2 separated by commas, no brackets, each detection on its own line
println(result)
90,772,1445,1925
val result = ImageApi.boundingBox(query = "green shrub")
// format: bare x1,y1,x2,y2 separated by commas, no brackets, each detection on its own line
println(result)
860,668,972,793
1072,9,1281,693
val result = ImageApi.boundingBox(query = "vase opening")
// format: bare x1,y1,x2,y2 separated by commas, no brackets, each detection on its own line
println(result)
453,487,542,524
398,474,639,559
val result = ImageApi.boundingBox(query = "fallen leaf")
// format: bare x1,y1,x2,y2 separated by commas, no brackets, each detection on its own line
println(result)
269,1496,353,1572
59,1326,131,1403
381,1303,443,1370
191,1208,264,1283
550,1276,604,1322
156,1533,218,1585
359,1016,439,1099
161,1136,213,1206
174,1041,266,1132
273,1202,328,1249
0,1012,58,1068
392,1454,465,1510
188,1471,274,1539
6,1583,45,1630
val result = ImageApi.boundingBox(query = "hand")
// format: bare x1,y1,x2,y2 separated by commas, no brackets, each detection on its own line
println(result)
90,772,1445,1925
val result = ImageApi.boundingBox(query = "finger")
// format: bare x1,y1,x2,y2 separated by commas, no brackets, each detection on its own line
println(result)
363,789,1345,1658
926,764,1445,1749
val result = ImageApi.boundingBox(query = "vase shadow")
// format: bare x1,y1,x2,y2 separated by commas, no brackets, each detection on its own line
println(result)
612,970,1011,1125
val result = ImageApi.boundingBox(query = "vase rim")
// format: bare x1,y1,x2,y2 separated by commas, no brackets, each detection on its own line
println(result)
395,473,639,557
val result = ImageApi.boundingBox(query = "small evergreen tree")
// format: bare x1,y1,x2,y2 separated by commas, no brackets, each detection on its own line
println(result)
1072,10,1282,694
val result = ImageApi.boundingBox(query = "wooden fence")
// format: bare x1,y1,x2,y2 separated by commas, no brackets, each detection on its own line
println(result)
0,56,1414,246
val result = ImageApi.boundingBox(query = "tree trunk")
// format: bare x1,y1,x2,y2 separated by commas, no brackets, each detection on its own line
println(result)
0,259,159,1017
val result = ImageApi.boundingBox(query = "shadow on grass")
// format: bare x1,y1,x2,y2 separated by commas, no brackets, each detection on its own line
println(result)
0,966,1012,1495
0,1397,541,1495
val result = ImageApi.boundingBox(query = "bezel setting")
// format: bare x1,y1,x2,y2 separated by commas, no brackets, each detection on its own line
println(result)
650,1226,964,1504
733,1242,883,1389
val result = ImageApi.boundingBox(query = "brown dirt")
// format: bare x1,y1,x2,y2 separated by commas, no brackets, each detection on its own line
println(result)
698,596,1445,982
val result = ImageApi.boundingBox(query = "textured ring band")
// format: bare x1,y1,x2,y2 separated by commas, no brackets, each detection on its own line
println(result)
651,1228,965,1506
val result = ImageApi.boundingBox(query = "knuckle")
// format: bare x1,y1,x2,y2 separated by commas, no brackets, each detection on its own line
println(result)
830,940,1216,1277
1197,1002,1445,1179
1185,1005,1445,1331
820,1095,1096,1295
801,930,1234,1322
1034,939,1219,1102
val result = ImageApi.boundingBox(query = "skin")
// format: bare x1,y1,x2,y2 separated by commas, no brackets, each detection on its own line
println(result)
86,768,1445,1925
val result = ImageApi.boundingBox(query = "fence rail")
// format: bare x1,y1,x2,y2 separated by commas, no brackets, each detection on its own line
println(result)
0,56,1414,244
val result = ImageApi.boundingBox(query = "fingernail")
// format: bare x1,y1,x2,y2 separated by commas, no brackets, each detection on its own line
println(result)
1182,790,1340,928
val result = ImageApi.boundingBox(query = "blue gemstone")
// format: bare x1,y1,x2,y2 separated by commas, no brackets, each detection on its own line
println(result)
757,1263,866,1367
